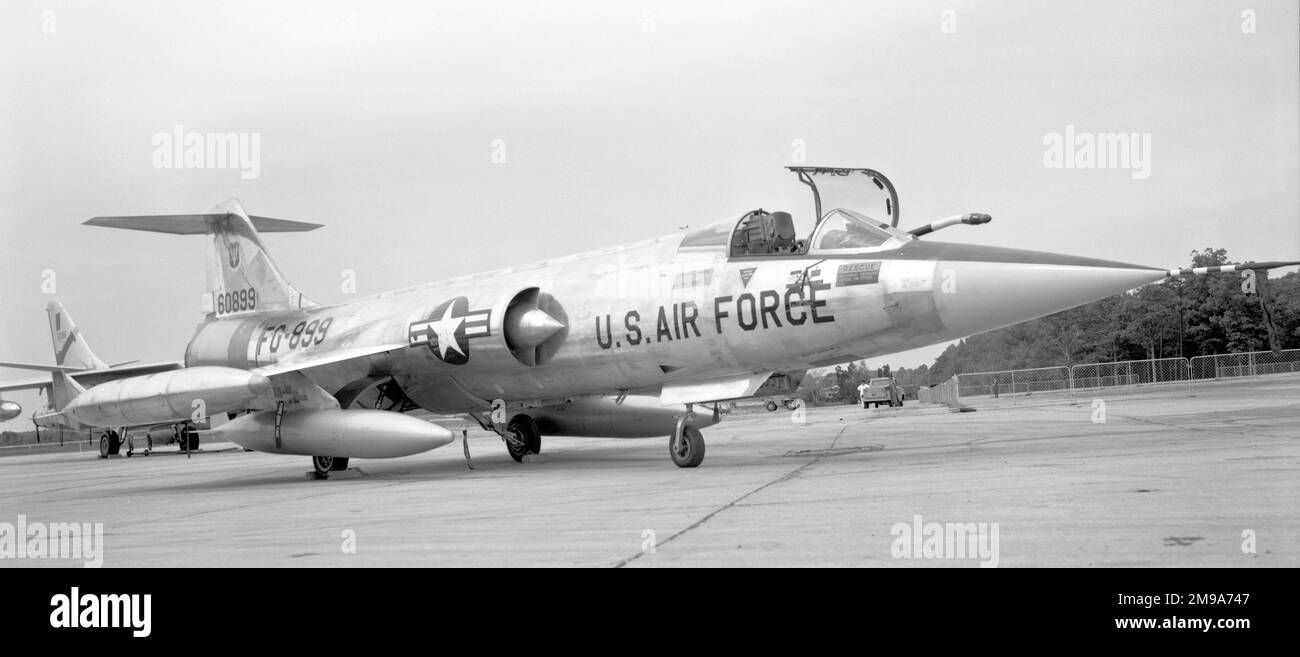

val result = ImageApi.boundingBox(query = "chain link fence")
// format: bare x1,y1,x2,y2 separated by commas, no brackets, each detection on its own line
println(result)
918,349,1300,406
955,366,1070,398
1070,357,1191,390
1189,349,1300,380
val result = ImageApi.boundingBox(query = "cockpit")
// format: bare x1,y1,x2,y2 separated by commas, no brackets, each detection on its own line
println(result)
679,167,914,257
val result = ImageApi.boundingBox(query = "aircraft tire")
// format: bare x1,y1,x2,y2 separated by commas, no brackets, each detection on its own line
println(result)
312,455,341,479
765,401,779,412
506,414,541,463
669,426,705,468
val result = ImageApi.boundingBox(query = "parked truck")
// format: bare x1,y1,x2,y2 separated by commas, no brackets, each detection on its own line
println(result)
859,377,903,409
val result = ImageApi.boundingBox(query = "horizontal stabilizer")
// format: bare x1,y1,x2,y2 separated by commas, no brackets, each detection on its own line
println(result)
85,213,321,235
0,376,51,394
0,362,88,373
87,200,320,314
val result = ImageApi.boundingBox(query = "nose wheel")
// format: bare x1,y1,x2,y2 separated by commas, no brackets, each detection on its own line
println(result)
669,425,705,468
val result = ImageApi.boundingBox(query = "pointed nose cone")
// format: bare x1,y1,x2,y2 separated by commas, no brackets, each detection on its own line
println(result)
916,242,1168,337
506,308,566,349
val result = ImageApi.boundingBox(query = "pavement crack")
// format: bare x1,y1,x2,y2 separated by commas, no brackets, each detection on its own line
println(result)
612,427,849,568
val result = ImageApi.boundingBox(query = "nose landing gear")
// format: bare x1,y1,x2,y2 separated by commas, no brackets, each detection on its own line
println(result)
668,405,710,468
669,425,705,468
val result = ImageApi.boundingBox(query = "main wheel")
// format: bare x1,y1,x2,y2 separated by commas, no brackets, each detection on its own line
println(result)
98,431,120,459
505,414,541,463
669,426,705,468
312,456,348,479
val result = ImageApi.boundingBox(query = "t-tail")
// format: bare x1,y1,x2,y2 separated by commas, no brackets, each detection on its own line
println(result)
85,199,321,317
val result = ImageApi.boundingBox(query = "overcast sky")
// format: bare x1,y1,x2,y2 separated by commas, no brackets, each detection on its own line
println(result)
2,0,1297,430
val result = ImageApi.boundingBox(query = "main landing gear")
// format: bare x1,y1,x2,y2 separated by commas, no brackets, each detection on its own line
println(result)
311,456,350,480
503,414,541,462
98,429,122,458
173,422,200,451
98,427,155,459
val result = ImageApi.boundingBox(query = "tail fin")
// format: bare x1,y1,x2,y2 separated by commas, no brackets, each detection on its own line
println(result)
47,301,109,369
85,199,321,317
203,199,319,315
50,371,85,410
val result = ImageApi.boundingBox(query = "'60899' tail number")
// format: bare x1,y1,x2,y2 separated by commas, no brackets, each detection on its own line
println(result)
216,288,257,315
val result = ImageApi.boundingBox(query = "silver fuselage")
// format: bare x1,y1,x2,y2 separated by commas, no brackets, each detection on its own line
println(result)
183,229,1166,414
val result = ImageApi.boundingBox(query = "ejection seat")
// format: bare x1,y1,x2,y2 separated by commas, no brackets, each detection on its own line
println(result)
730,210,801,256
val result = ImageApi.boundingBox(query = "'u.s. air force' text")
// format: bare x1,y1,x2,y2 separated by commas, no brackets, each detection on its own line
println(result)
595,284,833,349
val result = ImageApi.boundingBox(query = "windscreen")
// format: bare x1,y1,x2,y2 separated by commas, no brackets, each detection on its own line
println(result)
813,209,892,250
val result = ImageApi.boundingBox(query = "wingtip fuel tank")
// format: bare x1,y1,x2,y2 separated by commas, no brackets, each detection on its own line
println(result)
214,409,455,459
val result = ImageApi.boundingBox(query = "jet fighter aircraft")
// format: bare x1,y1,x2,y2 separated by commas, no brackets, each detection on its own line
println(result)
65,166,1297,478
0,301,185,455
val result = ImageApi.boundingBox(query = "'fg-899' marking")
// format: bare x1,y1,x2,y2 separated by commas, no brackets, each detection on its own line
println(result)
216,288,257,315
256,317,334,356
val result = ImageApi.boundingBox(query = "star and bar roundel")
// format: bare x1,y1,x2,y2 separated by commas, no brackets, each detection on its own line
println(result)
407,297,492,365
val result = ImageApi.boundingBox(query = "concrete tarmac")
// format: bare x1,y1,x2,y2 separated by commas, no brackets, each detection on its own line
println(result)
0,376,1295,567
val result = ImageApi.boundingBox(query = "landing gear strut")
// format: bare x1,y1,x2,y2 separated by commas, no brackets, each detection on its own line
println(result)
311,456,350,480
504,414,541,462
669,424,705,468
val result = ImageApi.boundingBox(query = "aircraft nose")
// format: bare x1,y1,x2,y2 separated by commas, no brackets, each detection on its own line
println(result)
905,241,1168,337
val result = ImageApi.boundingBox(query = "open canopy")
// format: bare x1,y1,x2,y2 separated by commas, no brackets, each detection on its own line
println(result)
679,166,910,257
